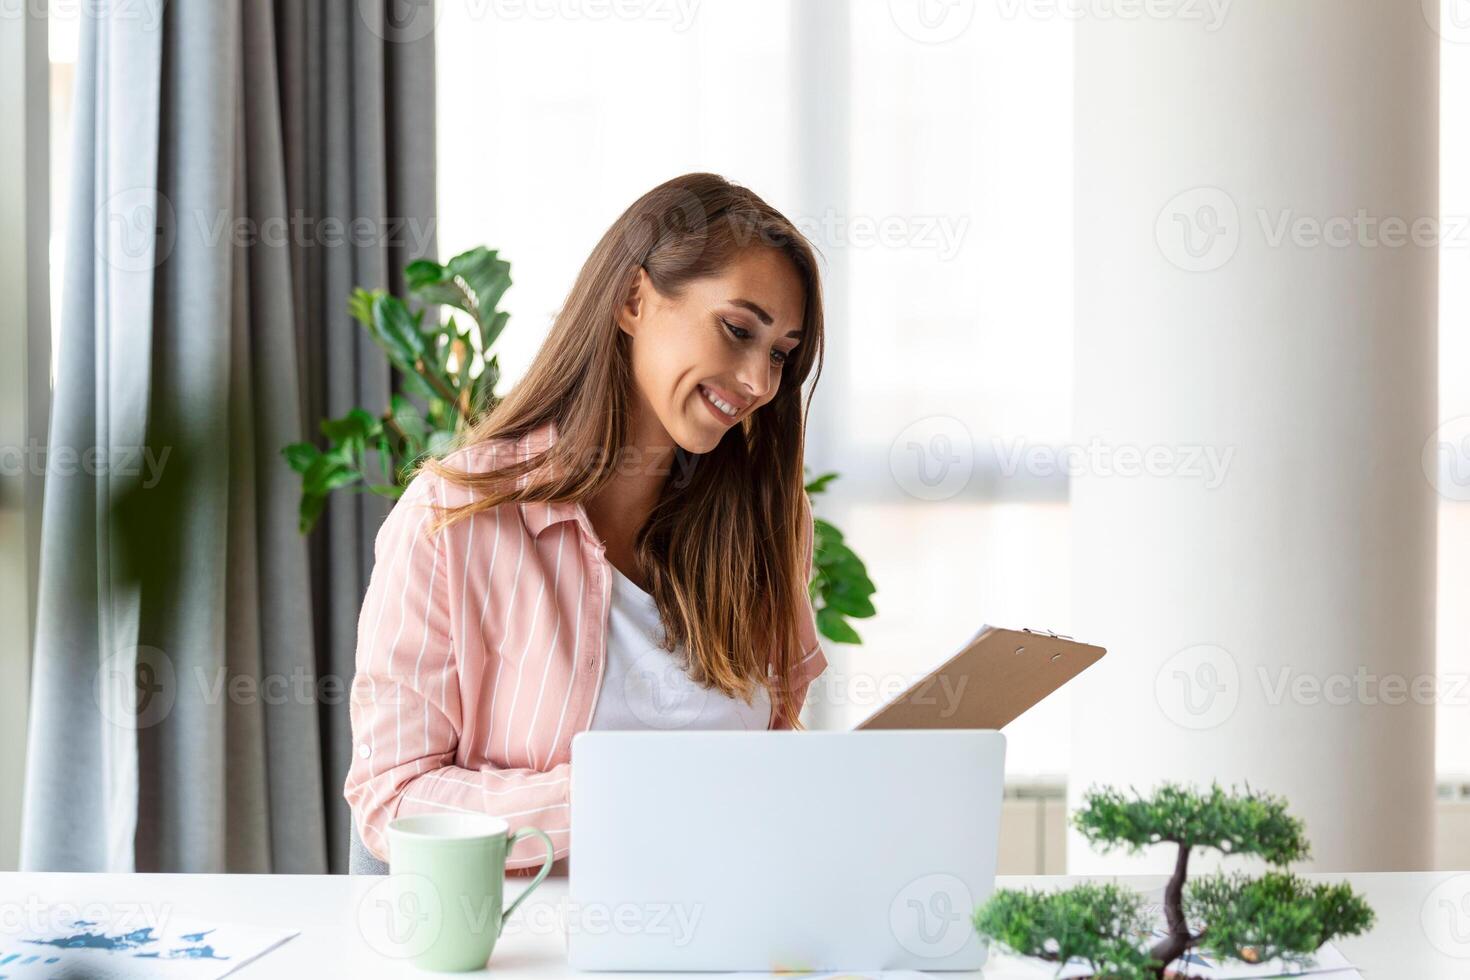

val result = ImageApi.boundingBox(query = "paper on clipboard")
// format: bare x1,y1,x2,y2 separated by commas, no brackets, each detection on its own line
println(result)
853,624,1106,730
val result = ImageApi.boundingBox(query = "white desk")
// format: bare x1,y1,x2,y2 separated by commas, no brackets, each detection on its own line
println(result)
2,870,1467,977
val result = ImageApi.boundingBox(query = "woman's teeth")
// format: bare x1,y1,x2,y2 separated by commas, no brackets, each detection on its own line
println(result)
700,385,738,418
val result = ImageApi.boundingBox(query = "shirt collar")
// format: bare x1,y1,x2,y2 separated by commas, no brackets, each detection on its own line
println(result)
521,498,586,539
514,420,599,542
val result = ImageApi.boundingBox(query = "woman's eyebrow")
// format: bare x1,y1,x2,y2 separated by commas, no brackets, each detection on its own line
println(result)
729,297,802,338
729,298,772,325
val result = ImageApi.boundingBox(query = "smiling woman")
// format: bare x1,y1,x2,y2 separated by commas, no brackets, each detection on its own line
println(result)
618,244,808,451
343,173,830,869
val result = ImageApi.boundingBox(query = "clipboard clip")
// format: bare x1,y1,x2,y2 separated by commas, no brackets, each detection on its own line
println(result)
1022,627,1075,641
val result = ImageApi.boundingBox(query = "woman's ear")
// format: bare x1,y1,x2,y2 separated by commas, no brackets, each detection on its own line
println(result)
616,266,648,337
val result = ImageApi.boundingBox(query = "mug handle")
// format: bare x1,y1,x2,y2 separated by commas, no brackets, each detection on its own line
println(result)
499,827,556,936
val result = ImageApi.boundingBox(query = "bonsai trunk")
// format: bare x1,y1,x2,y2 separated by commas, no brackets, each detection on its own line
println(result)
1147,841,1192,976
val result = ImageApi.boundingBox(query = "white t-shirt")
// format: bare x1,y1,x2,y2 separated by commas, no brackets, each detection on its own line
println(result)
587,563,772,731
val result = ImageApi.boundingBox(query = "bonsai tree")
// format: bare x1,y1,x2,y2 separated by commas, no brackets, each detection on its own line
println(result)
281,246,876,644
973,783,1375,979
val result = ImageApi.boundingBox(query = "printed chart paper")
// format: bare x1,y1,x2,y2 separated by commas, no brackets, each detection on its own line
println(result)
0,910,298,979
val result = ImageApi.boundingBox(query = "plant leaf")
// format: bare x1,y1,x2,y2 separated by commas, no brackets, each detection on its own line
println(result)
298,493,327,535
347,287,381,329
281,442,320,475
813,516,844,545
366,483,406,499
321,408,382,450
302,450,362,496
371,293,428,375
447,247,512,320
805,471,839,495
481,309,511,353
470,353,502,421
406,246,513,335
404,258,446,291
816,607,862,644
822,588,876,619
389,394,429,442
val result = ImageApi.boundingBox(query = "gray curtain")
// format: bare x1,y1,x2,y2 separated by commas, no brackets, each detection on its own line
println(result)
20,0,435,874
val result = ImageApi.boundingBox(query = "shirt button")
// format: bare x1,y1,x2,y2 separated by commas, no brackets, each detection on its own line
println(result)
357,743,371,759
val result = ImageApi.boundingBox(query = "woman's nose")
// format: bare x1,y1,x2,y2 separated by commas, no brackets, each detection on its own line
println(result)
734,351,773,403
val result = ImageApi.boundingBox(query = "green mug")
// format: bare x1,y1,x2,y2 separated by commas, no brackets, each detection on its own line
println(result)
383,813,556,971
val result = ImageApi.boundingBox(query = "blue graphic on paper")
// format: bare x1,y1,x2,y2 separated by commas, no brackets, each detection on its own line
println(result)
17,920,228,964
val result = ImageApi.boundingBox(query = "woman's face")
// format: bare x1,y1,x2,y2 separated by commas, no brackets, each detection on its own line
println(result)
618,247,806,456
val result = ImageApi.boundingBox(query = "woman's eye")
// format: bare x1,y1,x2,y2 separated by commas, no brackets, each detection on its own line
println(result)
723,318,787,366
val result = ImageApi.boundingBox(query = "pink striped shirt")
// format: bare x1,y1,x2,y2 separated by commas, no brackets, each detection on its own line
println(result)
344,420,828,869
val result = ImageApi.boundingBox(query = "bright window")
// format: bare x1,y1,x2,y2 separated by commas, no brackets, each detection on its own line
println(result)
436,0,1076,776
1437,0,1470,779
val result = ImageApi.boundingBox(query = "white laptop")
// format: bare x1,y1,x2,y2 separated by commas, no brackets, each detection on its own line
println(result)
566,730,1006,971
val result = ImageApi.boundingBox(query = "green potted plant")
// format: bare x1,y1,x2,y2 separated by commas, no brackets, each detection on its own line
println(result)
972,782,1375,979
282,246,876,645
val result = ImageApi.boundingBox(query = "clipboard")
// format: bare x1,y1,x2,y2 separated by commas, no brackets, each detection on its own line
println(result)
853,625,1106,730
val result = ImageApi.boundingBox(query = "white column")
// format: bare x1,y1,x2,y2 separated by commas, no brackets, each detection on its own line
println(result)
791,0,850,730
1070,1,1438,872
791,0,850,485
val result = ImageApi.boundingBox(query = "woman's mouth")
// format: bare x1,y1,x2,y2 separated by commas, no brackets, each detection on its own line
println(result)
698,384,742,424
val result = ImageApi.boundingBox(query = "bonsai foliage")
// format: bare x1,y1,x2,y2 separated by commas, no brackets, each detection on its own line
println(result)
973,882,1158,978
1185,870,1374,970
282,247,876,645
973,783,1375,980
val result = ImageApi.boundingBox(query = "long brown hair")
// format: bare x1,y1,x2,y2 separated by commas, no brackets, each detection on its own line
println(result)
424,173,825,727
